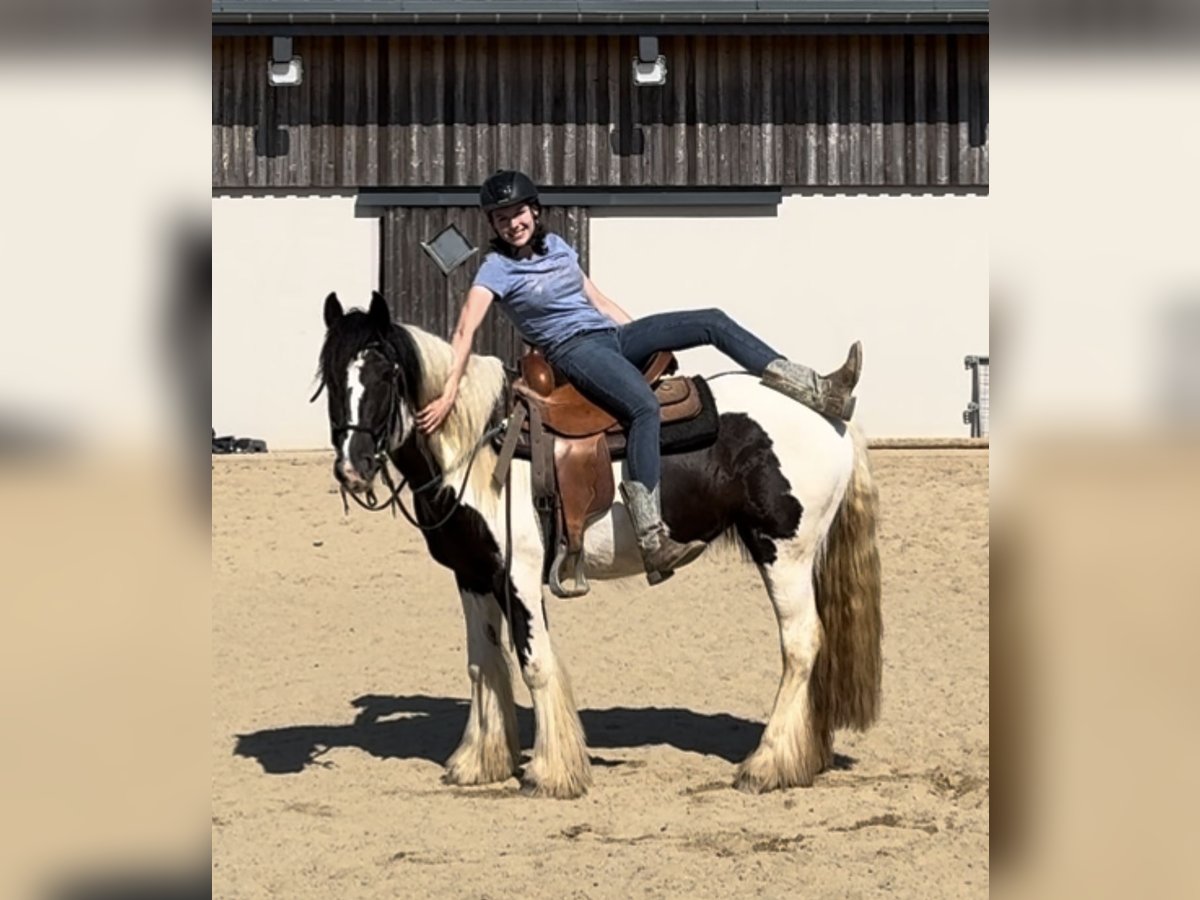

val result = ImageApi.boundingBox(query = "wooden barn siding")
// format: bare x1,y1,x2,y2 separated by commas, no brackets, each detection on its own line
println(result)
380,205,589,367
213,33,988,189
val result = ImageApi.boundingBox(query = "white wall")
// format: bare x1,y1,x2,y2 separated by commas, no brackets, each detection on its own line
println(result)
212,196,378,450
212,192,985,448
588,193,988,438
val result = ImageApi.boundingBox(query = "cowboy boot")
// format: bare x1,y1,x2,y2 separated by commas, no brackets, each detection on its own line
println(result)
760,340,862,420
619,481,707,586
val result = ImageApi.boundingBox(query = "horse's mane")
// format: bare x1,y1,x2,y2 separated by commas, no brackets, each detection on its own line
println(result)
315,312,507,502
400,325,507,502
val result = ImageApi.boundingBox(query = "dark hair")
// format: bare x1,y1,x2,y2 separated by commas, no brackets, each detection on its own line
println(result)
488,202,550,259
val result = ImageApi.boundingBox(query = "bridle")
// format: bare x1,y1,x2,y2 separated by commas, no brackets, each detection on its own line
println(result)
332,352,504,532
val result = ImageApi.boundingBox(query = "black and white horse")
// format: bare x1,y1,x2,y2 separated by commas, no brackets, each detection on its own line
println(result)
315,291,882,798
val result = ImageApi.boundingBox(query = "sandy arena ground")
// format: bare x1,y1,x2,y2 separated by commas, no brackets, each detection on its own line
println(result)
213,449,988,899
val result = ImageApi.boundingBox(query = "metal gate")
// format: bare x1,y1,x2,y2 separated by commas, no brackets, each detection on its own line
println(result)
963,355,990,437
381,206,590,370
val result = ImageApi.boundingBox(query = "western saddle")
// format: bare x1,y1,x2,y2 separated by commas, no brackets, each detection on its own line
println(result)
491,348,708,598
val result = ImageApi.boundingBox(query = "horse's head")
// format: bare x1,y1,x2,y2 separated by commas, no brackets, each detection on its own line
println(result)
314,291,421,495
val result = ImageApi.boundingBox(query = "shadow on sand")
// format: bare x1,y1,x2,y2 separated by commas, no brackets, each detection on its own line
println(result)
234,694,855,776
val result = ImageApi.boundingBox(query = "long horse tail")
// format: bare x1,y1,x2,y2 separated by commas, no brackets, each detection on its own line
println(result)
812,422,883,732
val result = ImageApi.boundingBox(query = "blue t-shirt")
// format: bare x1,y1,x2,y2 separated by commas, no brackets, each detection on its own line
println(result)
471,232,616,351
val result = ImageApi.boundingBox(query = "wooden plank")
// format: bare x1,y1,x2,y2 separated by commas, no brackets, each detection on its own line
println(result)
705,36,719,184
403,38,419,185
297,37,313,186
740,36,755,186
956,35,971,185
934,35,950,186
239,38,253,186
430,36,446,184
803,36,818,186
693,36,709,184
339,37,358,186
416,38,431,184
451,36,468,184
912,34,928,186
277,37,294,186
679,35,694,185
252,37,268,184
211,39,223,186
538,36,555,185
563,38,578,184
642,35,660,187
762,36,778,184
607,36,622,184
515,35,533,180
815,35,829,185
713,37,728,184
786,35,802,186
583,35,599,185
867,35,884,186
218,38,236,187
310,37,327,185
475,36,493,184
979,35,989,185
227,37,245,185
618,35,635,185
331,37,348,187
846,34,862,184
969,34,986,185
889,36,906,186
825,36,840,186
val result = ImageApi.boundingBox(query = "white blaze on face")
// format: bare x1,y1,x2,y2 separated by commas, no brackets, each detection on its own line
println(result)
342,353,368,465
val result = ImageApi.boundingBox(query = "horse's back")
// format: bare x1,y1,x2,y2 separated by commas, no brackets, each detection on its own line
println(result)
707,375,857,521
575,377,856,577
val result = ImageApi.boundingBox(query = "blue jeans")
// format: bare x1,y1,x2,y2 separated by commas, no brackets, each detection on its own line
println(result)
545,309,781,490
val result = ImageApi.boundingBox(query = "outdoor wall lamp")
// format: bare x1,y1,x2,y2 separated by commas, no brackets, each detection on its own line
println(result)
267,36,303,87
632,36,667,88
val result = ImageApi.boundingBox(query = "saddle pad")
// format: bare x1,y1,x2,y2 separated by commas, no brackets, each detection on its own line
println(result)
496,375,720,463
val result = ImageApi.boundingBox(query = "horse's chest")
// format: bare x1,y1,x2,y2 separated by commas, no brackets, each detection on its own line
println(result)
419,505,501,592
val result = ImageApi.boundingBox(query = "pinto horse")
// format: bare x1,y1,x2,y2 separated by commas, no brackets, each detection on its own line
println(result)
314,291,882,798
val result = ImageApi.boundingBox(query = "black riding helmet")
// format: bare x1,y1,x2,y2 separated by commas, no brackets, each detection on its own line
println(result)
479,169,539,213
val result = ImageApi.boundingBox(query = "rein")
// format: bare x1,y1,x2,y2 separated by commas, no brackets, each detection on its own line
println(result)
339,420,506,532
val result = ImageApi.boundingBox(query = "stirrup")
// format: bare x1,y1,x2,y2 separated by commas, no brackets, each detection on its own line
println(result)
549,541,589,598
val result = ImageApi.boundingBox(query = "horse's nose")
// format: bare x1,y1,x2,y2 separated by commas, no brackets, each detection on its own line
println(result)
340,458,367,490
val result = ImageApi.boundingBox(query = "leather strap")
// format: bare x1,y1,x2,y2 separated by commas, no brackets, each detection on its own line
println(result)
491,402,527,491
527,400,559,584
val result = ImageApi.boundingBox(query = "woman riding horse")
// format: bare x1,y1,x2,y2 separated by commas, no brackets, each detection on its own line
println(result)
416,169,863,585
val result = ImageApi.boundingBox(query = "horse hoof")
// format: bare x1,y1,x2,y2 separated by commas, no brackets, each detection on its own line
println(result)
443,750,519,787
733,771,775,795
519,775,589,800
443,768,514,787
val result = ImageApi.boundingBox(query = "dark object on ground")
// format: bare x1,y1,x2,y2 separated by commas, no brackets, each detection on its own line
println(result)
213,428,267,454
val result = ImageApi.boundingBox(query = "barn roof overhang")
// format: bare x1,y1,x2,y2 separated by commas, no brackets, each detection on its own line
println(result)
212,2,989,35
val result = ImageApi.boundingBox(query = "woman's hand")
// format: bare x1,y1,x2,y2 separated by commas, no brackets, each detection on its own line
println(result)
416,384,458,434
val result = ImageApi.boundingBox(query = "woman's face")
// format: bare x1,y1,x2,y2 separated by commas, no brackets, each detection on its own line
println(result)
488,203,536,248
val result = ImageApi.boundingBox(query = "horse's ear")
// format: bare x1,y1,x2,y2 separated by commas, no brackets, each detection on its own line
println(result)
368,290,391,331
323,292,343,328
